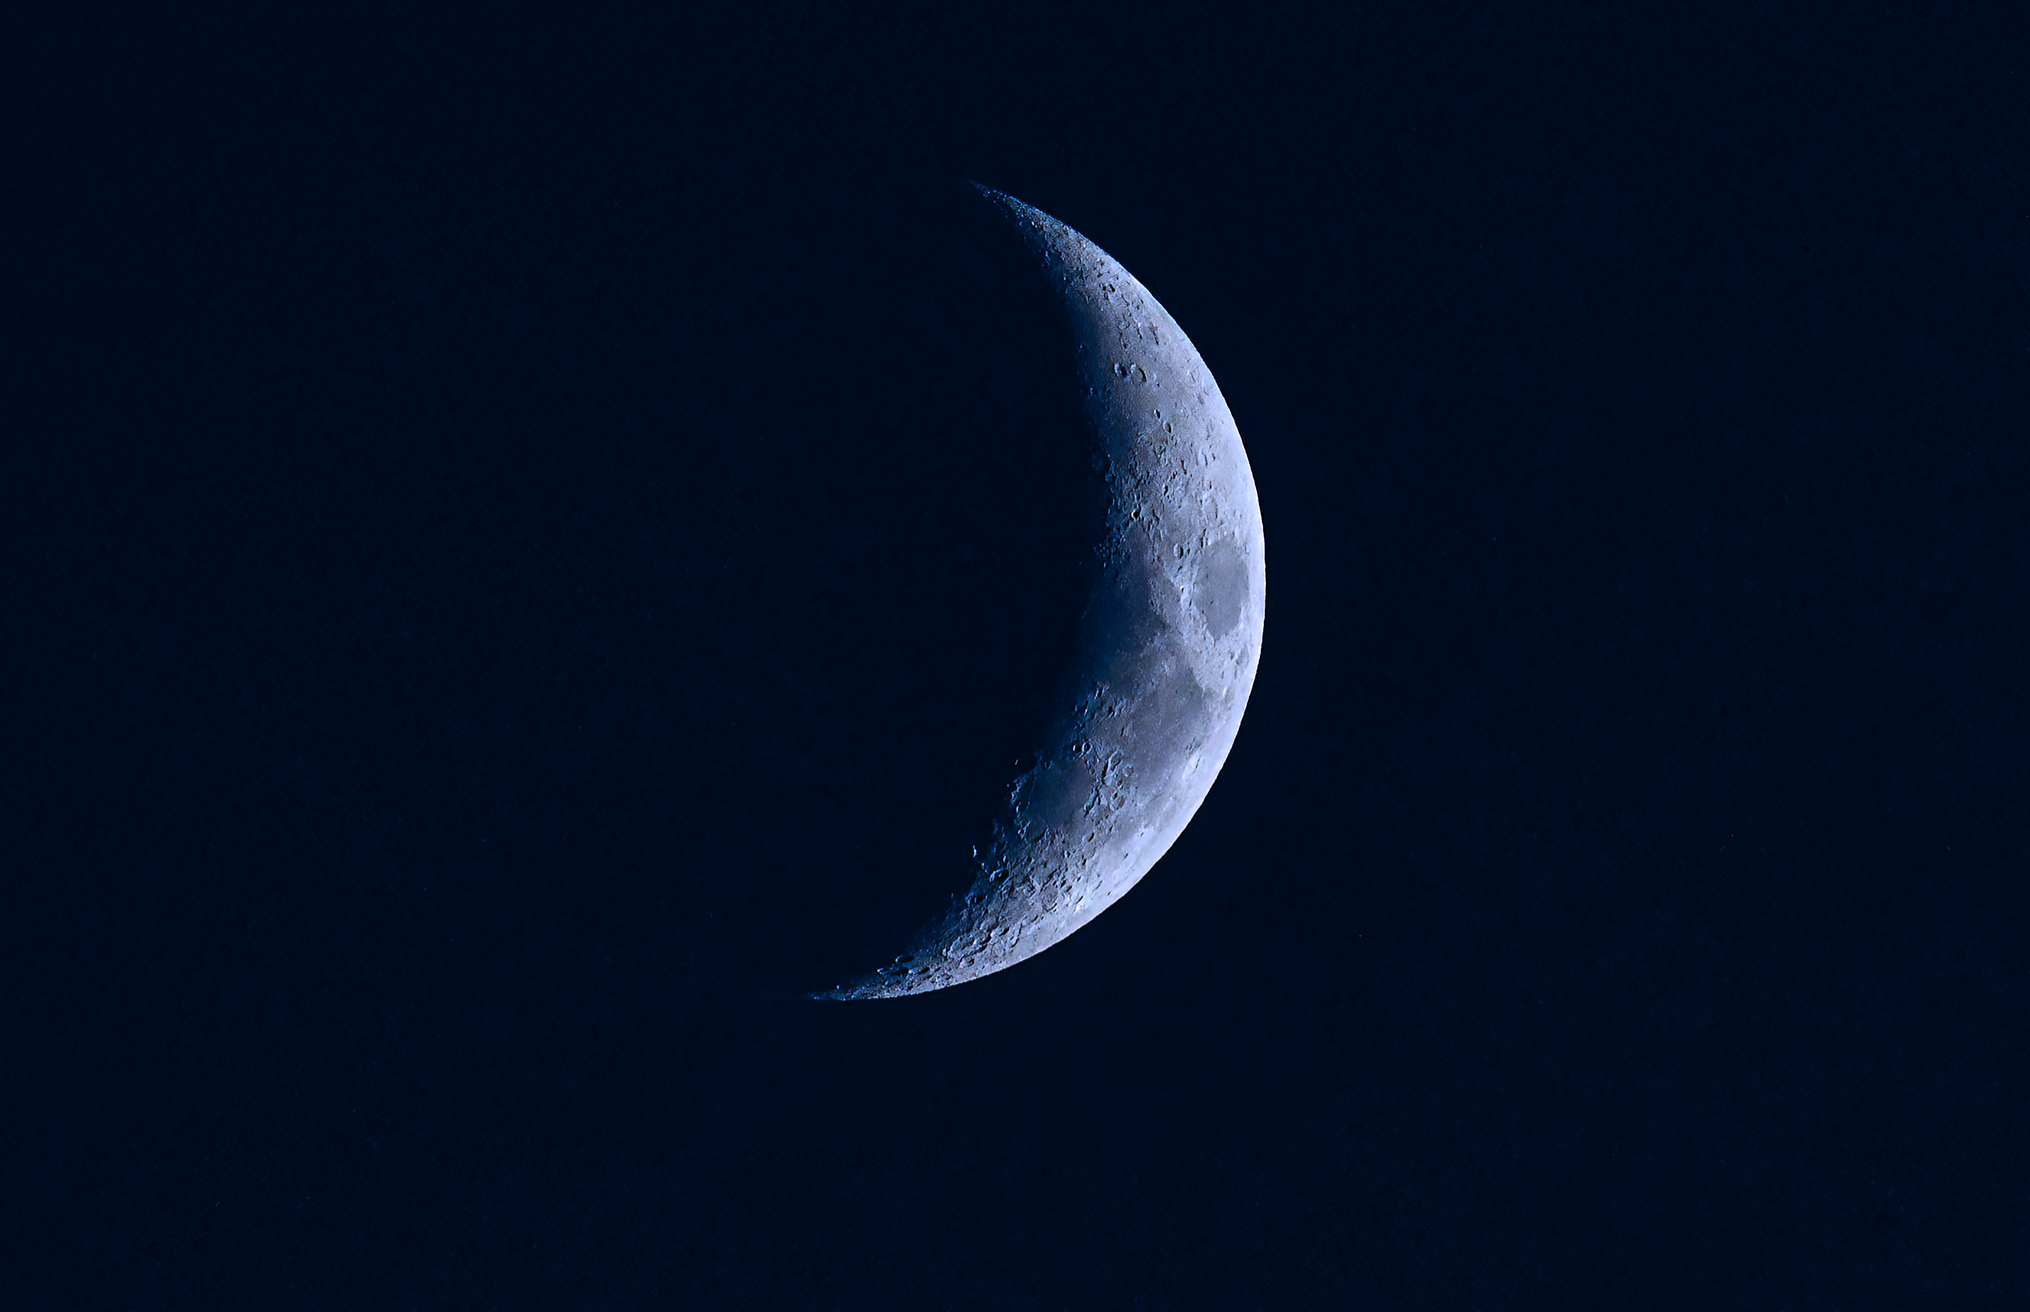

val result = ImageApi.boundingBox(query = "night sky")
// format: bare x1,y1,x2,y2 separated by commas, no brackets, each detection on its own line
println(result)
13,4,2026,1307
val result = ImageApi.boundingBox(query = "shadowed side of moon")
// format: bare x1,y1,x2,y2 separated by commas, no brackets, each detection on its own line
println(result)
823,188,1265,1000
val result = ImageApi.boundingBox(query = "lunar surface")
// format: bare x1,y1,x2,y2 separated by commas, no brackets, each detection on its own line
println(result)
823,188,1266,999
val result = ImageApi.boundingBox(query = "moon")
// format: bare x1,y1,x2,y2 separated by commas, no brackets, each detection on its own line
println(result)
823,188,1266,999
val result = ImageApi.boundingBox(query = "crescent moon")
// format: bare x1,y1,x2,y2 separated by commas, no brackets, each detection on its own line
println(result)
824,188,1266,999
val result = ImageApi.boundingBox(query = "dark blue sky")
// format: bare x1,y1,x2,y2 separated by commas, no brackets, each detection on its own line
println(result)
13,4,2024,1306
